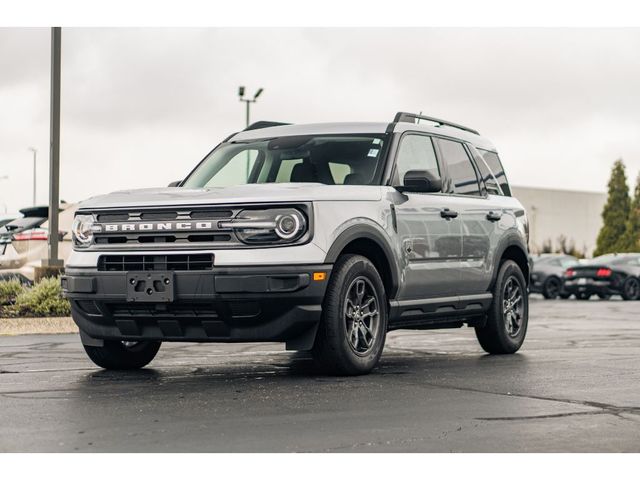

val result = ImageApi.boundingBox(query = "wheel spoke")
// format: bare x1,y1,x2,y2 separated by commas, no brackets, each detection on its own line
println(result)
359,323,372,347
350,321,359,349
355,280,366,304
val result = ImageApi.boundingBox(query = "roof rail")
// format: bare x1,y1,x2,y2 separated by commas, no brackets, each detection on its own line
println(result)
243,121,291,131
393,112,480,136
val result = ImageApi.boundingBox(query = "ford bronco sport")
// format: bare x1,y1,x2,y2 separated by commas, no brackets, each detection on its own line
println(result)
62,112,530,375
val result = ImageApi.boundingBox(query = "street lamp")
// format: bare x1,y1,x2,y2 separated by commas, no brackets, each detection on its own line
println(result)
28,147,37,206
238,86,264,128
238,87,264,178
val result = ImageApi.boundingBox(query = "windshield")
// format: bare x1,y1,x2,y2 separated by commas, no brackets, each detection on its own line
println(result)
182,135,387,188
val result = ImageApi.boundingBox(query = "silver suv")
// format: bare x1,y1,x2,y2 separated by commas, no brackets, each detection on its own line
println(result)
62,112,530,375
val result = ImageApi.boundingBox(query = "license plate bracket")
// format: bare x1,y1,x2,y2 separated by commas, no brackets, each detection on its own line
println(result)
126,272,175,303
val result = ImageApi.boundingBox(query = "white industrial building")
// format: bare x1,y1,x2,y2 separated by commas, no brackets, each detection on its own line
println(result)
511,186,606,258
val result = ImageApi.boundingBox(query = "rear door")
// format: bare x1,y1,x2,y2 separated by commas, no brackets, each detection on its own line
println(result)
392,133,463,299
435,138,495,295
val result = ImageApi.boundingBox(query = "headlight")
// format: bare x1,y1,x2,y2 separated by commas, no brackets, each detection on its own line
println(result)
220,208,307,245
72,214,100,246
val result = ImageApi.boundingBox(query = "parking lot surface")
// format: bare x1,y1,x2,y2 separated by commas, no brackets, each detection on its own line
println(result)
1,297,638,452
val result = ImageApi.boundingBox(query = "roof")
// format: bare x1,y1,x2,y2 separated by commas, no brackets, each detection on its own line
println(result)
229,120,497,152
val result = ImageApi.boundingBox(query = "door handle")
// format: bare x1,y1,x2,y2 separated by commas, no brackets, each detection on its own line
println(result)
486,211,502,222
440,208,458,219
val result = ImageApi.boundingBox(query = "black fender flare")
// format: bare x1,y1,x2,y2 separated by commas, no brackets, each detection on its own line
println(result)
490,233,530,290
324,223,400,299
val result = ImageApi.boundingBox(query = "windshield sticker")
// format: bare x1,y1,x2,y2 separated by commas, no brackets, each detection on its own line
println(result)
367,149,379,157
372,138,381,145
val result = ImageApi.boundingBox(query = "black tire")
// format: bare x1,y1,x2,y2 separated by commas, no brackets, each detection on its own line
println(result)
542,276,561,299
559,293,572,299
597,293,612,300
475,260,528,354
576,292,592,300
621,277,640,301
83,339,161,370
312,254,388,375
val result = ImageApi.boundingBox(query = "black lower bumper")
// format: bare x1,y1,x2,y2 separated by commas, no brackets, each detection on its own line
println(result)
62,264,331,350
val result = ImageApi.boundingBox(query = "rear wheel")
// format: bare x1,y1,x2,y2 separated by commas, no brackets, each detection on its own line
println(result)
475,260,528,354
542,276,561,299
559,293,572,299
83,340,161,370
312,254,388,375
621,277,640,301
576,292,592,300
597,293,612,300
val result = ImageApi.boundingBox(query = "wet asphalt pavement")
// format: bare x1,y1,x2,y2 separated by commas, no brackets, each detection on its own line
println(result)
1,297,639,452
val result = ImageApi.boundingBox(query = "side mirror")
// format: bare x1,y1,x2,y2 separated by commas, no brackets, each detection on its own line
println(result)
397,170,442,193
167,180,181,187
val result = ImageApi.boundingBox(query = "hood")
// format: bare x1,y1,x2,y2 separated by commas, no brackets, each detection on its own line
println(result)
78,183,383,210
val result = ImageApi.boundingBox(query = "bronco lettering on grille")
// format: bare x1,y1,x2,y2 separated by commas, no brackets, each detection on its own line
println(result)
103,221,214,232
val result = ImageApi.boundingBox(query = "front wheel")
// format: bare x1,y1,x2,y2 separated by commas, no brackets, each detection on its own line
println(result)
83,339,161,370
475,260,528,354
312,254,388,375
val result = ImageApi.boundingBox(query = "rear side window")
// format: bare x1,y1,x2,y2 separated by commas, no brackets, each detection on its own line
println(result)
437,139,481,196
394,134,440,186
478,149,511,196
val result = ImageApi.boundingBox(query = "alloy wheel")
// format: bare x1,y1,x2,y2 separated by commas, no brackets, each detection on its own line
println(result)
344,276,380,356
503,276,524,337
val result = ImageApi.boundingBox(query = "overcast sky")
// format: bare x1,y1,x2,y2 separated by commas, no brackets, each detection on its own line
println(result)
1,28,639,214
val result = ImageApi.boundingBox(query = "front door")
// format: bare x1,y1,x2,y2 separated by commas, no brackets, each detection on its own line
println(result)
391,133,463,300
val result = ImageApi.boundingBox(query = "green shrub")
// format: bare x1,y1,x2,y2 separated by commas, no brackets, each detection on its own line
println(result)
0,279,25,305
3,277,70,317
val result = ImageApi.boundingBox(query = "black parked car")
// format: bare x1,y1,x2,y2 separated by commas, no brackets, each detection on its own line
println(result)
530,254,579,299
563,253,640,300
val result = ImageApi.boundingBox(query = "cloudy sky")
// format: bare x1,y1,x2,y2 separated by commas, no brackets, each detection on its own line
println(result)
1,28,639,214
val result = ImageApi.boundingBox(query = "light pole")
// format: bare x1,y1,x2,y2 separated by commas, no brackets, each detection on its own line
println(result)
28,147,37,205
238,86,264,178
238,86,264,127
41,26,64,276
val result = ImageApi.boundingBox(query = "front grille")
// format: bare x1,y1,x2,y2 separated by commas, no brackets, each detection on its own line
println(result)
90,206,240,248
98,254,214,272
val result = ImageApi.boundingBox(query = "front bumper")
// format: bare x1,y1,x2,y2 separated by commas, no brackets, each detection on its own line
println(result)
62,264,331,349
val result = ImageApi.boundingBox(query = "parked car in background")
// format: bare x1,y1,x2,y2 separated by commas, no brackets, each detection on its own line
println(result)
0,203,77,282
563,253,640,300
530,254,579,299
0,215,16,229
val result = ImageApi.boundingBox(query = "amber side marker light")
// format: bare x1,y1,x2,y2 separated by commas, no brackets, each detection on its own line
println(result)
313,272,327,281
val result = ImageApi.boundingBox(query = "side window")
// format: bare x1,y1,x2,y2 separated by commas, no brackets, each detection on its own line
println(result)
470,147,501,195
479,149,511,196
394,134,440,187
437,139,481,196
